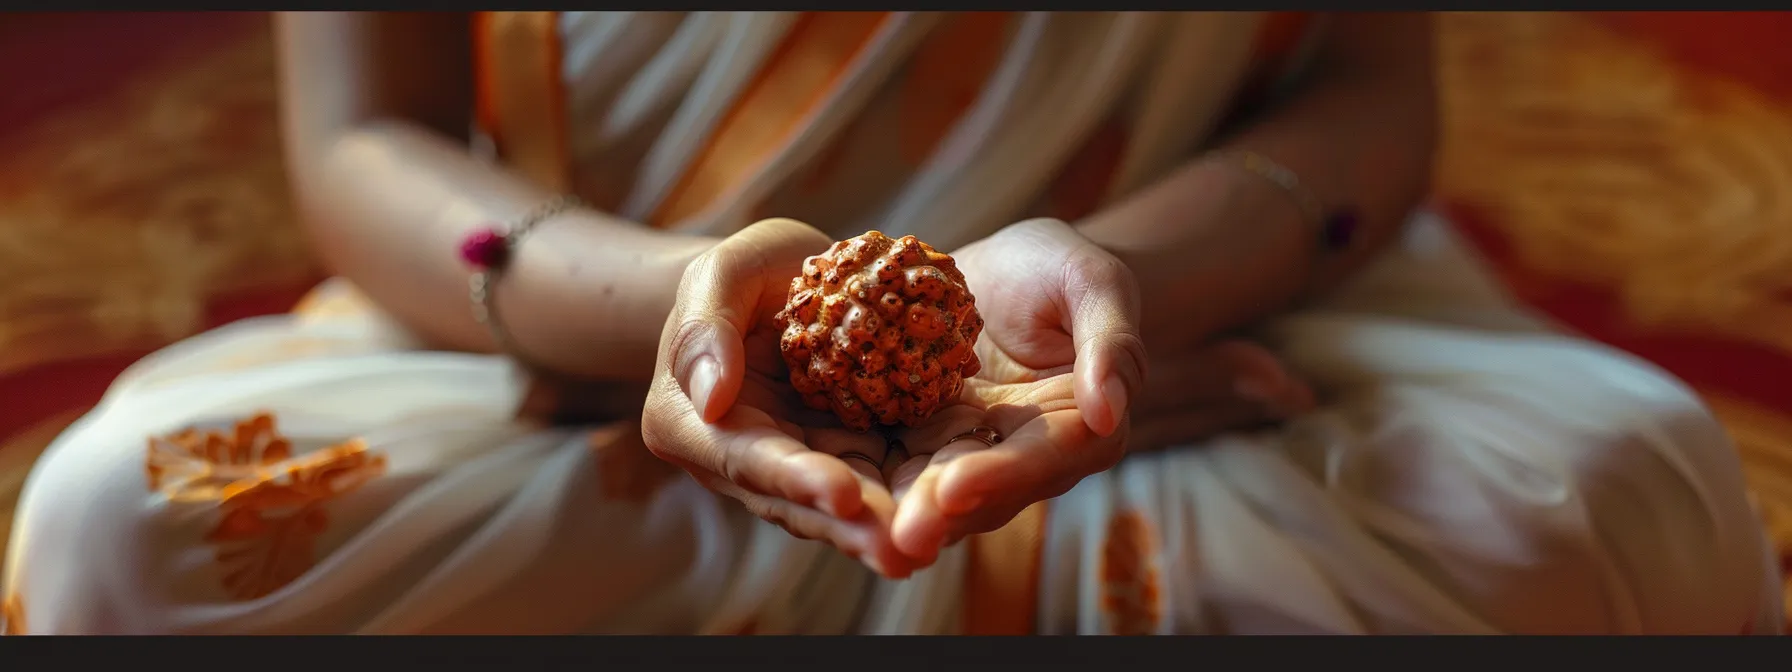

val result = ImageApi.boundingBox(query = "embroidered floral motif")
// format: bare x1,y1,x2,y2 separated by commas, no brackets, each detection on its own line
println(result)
1099,509,1163,636
1,591,23,636
145,412,386,600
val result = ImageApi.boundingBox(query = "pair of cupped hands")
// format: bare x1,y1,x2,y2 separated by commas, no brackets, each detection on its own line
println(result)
640,218,1314,578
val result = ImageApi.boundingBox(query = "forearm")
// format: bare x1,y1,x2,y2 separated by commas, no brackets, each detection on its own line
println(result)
293,121,713,380
1077,12,1437,347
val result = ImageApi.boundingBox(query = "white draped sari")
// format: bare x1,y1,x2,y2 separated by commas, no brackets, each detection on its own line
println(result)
1,11,1779,634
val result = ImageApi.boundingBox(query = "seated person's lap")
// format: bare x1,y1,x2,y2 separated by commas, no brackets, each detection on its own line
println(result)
0,214,1777,634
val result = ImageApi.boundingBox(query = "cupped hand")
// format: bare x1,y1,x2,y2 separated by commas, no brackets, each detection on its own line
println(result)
641,218,920,578
884,337,1317,562
884,218,1149,562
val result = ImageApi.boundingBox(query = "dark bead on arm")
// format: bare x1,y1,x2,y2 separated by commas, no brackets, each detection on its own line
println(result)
1320,209,1359,250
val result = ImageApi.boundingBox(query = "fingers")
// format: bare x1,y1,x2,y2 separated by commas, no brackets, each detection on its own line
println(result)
1064,252,1147,437
891,427,1080,561
643,370,867,519
1129,400,1273,452
890,441,981,562
694,470,916,579
934,411,1119,517
645,217,952,576
1134,340,1312,417
806,428,891,486
1006,218,1147,438
890,406,1120,560
645,217,860,509
663,218,831,423
881,440,913,488
714,408,868,518
664,259,755,424
1122,340,1316,451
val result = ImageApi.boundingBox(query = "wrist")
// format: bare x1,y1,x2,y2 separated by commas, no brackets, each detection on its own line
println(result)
500,212,719,380
637,233,719,331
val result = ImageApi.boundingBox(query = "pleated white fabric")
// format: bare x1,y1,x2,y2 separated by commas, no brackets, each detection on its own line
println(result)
1,12,1778,635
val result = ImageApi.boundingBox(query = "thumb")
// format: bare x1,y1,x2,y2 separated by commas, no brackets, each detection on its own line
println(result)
667,313,747,424
1057,232,1147,438
664,247,760,424
663,218,833,424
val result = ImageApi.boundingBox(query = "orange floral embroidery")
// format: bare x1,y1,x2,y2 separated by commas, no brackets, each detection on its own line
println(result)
1099,509,1163,635
591,424,683,504
145,412,387,601
1,591,23,636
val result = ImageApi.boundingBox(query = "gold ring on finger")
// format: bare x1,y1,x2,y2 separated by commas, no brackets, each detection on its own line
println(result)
837,451,883,471
946,425,1003,447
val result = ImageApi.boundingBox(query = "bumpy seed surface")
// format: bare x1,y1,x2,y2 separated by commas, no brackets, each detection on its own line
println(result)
774,231,983,432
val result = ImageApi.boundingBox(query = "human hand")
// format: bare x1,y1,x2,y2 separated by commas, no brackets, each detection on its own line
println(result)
641,218,920,578
883,218,1149,562
1127,339,1315,452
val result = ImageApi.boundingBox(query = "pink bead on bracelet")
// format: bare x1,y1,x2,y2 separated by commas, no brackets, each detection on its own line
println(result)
458,227,514,270
459,195,582,368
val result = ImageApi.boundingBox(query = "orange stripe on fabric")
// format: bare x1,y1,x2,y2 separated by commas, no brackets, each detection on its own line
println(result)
1041,116,1128,223
649,11,892,228
1256,11,1315,66
894,12,1013,167
787,12,1011,201
471,13,503,147
1230,11,1317,107
961,502,1048,635
476,11,571,193
1048,13,1313,223
542,14,570,190
1,591,22,636
1210,11,1319,139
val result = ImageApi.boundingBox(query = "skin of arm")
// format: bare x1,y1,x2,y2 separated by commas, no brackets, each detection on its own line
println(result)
278,11,1428,380
277,12,715,381
1076,12,1438,349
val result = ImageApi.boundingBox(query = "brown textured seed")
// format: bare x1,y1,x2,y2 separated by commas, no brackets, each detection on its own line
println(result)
774,231,983,432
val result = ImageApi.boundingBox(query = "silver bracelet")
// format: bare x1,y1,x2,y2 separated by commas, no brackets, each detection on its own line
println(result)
457,195,583,368
1204,149,1357,251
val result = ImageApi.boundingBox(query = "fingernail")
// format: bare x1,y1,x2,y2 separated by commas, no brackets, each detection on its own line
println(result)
1102,376,1129,431
893,503,938,557
689,355,721,417
893,500,918,537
